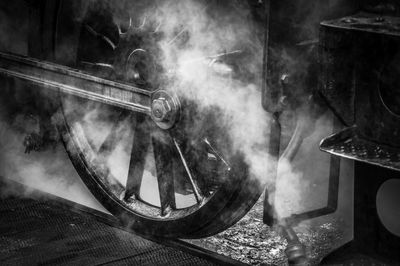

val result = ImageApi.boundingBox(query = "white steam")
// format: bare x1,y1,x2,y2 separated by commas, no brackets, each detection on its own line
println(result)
0,0,342,226
141,0,274,184
137,0,334,220
0,112,105,211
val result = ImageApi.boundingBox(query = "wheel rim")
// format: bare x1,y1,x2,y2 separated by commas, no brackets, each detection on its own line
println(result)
45,0,264,238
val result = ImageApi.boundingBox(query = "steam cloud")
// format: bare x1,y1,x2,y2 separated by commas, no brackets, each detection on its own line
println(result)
0,109,105,211
0,2,105,211
137,0,296,218
119,0,345,221
146,0,271,177
0,0,350,229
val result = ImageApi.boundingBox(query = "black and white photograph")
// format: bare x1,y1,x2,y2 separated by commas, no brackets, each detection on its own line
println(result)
0,0,399,265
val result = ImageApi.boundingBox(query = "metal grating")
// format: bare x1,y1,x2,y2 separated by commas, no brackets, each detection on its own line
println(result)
320,126,400,172
0,178,239,266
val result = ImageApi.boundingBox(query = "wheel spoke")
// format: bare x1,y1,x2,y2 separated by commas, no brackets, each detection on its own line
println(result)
173,138,204,204
84,24,118,50
152,129,176,216
183,137,231,193
204,138,231,172
98,111,127,154
124,115,150,201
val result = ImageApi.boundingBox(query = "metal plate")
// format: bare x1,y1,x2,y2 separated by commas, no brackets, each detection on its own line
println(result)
321,12,400,37
320,126,400,172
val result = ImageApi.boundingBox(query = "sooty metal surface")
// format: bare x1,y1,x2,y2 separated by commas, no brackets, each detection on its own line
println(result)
320,126,400,172
321,12,400,37
0,178,240,266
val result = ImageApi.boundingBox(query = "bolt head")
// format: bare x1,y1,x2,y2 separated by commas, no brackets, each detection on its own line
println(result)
151,98,172,121
150,90,180,130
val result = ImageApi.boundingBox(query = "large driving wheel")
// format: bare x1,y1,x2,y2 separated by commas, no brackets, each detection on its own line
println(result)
33,0,265,238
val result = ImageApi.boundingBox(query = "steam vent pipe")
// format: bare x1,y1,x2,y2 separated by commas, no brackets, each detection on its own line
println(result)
279,225,308,265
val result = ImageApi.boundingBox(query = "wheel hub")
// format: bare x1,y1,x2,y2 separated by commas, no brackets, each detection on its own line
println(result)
151,90,180,129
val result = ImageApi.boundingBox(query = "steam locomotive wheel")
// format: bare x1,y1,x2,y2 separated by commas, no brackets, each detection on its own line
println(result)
35,0,264,238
